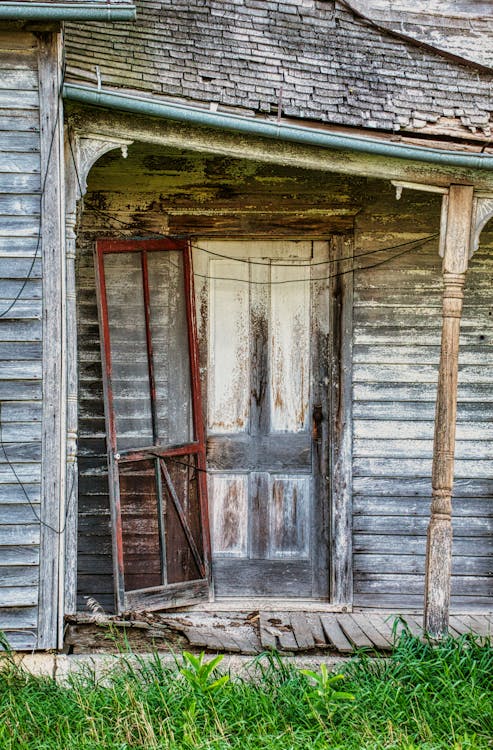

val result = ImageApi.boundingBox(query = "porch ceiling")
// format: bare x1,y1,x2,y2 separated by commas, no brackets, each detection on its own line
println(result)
84,141,368,237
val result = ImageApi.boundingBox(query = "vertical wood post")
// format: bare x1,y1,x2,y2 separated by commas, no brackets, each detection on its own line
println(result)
37,30,66,650
424,185,474,637
330,235,353,607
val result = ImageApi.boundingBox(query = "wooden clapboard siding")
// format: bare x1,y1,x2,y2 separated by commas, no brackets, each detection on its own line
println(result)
0,32,42,649
352,193,493,611
76,236,114,611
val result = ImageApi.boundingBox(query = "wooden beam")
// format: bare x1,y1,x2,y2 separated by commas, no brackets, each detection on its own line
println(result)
424,184,474,638
66,106,493,192
330,235,354,607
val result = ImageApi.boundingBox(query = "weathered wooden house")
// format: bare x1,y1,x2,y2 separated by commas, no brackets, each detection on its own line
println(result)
0,0,492,651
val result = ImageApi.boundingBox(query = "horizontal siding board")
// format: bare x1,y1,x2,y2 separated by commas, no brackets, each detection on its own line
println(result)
354,477,493,497
354,401,493,421
0,442,41,461
354,497,493,518
354,535,493,556
0,463,41,483
0,545,39,565
0,422,41,442
354,420,493,440
0,216,42,237
354,593,493,610
0,320,42,340
354,383,493,402
0,90,39,109
0,382,41,400
1,631,37,650
0,195,40,213
0,301,42,319
0,69,38,90
0,606,37,629
0,342,42,360
0,113,39,132
353,516,493,536
354,554,493,576
354,575,492,597
0,258,41,278
0,565,38,586
0,586,38,606
353,458,491,478
0,504,41,525
353,438,493,460
0,483,40,503
0,237,40,256
0,402,42,421
0,361,41,379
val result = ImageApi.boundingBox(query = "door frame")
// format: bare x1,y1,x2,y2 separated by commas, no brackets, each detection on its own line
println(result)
95,237,212,613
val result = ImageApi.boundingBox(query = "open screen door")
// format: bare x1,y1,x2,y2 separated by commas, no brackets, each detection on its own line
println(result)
95,238,211,613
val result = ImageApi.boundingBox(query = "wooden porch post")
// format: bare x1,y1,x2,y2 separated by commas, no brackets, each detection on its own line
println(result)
424,184,474,637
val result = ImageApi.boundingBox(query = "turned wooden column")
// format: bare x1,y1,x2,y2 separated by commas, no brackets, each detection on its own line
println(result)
424,184,474,637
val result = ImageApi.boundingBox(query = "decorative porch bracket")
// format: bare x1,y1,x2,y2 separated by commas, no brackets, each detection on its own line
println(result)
63,132,132,615
424,184,474,637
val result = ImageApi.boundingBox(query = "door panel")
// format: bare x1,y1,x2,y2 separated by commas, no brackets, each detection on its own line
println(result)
194,240,330,599
270,264,310,432
96,239,211,613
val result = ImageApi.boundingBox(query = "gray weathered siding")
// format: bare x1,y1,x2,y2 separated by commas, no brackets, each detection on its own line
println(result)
352,196,493,611
0,31,42,649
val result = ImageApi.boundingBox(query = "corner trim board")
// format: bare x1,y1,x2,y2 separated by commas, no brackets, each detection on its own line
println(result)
37,31,66,650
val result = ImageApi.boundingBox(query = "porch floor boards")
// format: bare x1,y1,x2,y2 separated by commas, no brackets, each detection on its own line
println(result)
66,611,493,655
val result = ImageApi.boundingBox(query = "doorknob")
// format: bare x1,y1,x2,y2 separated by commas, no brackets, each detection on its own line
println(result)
312,404,323,441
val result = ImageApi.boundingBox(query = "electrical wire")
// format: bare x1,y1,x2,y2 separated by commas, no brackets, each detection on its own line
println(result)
0,66,77,537
0,401,76,535
0,69,65,319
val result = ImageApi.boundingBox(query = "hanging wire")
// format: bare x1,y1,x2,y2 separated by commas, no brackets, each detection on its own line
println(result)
0,69,65,319
0,66,77,536
0,401,76,535
189,234,439,268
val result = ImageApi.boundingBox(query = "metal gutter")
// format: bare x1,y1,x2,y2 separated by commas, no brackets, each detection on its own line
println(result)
0,3,136,21
63,83,493,171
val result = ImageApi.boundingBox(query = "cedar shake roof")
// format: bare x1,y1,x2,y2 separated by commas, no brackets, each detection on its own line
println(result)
64,0,493,139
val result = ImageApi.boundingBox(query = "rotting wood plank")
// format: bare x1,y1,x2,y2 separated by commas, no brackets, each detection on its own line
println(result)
305,613,327,647
458,614,491,638
290,612,316,650
398,614,423,638
259,612,298,652
447,615,470,636
259,611,278,650
365,614,397,646
336,614,374,649
277,627,298,652
351,613,392,649
181,625,261,655
319,614,353,653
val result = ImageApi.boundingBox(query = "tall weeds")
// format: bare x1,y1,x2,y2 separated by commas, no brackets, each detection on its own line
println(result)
0,630,491,749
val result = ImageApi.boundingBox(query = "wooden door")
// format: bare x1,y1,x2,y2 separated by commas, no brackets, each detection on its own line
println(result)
96,239,211,613
194,240,330,598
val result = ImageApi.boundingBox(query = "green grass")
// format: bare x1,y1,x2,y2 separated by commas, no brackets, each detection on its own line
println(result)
0,630,492,749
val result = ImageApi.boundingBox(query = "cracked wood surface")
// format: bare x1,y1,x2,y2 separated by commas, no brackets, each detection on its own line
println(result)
65,610,493,655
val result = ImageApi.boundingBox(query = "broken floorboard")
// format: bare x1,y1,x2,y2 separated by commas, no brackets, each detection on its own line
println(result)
64,611,493,655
